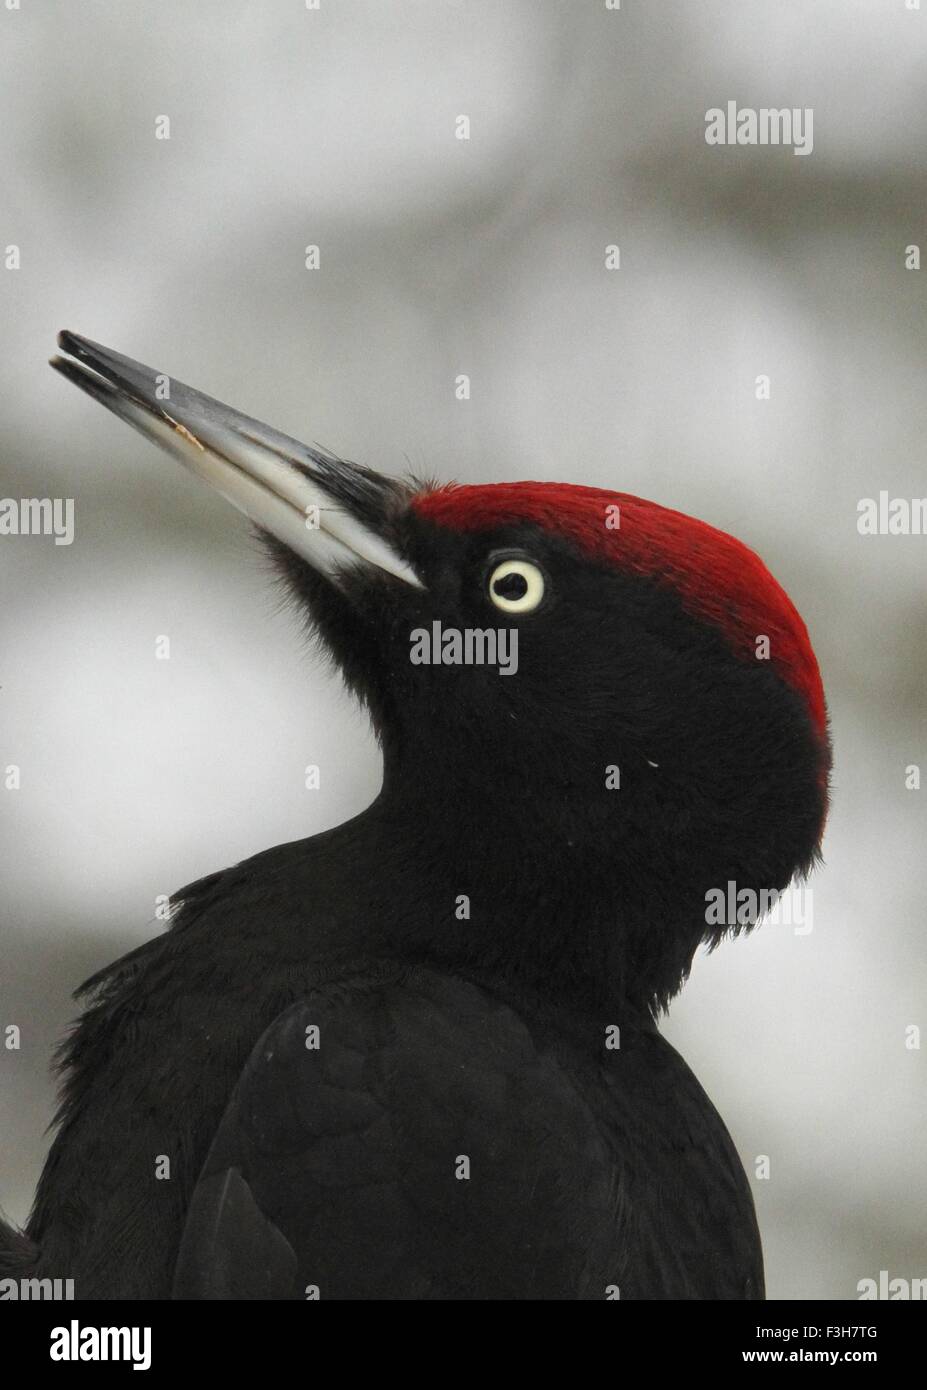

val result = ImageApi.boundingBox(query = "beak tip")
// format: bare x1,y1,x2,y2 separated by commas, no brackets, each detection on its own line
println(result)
57,329,91,359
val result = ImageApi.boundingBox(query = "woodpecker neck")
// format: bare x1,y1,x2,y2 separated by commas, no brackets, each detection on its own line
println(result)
370,751,699,1017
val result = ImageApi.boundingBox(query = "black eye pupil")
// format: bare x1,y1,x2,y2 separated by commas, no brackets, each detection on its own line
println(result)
493,572,528,600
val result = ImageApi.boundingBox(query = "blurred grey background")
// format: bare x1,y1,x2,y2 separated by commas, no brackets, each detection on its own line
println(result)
1,0,925,1300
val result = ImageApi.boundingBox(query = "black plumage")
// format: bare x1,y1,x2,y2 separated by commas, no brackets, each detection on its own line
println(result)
0,333,829,1299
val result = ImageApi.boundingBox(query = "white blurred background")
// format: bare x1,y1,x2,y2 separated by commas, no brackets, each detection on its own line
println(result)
1,0,925,1300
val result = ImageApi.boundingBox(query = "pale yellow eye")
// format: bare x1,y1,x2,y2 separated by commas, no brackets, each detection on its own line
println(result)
488,559,545,613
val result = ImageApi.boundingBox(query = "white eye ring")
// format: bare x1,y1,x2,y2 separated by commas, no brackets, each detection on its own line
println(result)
487,558,546,613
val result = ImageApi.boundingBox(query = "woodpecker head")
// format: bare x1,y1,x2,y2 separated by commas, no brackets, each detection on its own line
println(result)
52,333,830,1010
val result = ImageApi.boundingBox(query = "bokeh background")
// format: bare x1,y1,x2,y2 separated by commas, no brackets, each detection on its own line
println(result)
1,0,925,1300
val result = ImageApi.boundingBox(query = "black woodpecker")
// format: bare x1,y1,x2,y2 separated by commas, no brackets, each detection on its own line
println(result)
0,331,830,1300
